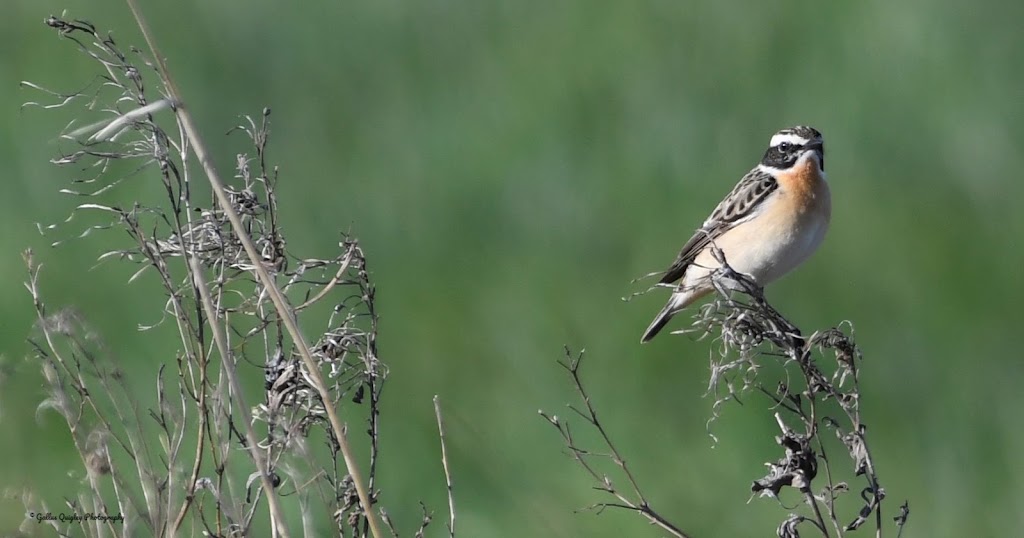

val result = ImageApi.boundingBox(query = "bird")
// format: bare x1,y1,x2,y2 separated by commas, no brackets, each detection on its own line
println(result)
640,126,831,343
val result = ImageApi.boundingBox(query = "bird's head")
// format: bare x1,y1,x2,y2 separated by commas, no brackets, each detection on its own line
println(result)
761,126,825,173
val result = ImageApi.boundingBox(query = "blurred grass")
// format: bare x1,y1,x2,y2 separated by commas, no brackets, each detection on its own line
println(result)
1,0,1023,536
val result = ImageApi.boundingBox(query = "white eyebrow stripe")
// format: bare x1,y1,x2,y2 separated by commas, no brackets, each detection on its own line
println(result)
769,133,810,147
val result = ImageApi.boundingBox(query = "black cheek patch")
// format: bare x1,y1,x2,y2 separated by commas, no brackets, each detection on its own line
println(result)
760,150,799,169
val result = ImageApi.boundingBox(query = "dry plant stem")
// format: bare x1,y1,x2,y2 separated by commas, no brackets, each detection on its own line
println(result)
24,255,120,538
122,2,383,537
433,396,456,538
765,384,844,538
170,350,208,534
541,350,691,538
117,217,210,535
803,485,831,537
793,340,884,537
295,255,352,312
811,433,843,536
190,257,290,537
127,213,216,535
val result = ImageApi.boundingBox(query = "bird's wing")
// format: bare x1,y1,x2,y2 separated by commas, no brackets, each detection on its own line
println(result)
659,168,779,284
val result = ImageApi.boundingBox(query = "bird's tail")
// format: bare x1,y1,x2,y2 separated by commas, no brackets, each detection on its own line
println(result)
641,288,711,343
640,302,676,343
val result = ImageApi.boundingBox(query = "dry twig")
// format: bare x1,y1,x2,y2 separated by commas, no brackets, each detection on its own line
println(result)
540,348,692,538
433,396,457,538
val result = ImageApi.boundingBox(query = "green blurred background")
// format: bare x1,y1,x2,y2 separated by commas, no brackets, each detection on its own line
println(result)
2,0,1023,536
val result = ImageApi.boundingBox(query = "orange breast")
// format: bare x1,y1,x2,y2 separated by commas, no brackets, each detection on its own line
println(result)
776,158,829,218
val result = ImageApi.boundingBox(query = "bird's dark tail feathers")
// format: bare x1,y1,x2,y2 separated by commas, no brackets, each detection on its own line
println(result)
640,305,676,343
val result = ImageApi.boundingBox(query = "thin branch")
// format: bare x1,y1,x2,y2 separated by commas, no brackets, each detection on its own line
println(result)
540,349,692,538
433,396,456,538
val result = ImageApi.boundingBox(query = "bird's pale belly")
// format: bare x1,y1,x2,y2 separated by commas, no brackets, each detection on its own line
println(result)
684,207,829,292
733,212,829,285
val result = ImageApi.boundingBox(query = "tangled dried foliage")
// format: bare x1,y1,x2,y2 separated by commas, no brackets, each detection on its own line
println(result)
18,13,429,538
543,247,908,537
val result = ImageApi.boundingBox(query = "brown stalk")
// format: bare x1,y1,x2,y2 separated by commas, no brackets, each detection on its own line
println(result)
122,1,383,536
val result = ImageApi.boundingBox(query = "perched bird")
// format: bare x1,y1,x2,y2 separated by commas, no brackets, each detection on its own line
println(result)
641,126,831,343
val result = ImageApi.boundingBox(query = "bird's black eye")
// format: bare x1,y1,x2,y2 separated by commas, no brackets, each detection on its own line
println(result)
777,142,792,152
